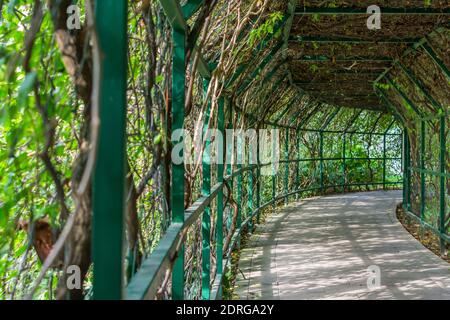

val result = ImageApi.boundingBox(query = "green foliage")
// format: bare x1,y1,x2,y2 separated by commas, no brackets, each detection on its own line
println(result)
247,12,284,47
374,82,390,90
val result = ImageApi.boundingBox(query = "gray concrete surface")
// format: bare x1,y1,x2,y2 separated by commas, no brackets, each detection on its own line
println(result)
235,191,450,300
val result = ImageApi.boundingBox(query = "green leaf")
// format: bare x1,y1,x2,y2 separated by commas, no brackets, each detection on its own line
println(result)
153,133,162,145
155,74,164,85
18,72,37,106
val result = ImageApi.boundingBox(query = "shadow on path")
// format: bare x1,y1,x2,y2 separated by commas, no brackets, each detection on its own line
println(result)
235,191,450,300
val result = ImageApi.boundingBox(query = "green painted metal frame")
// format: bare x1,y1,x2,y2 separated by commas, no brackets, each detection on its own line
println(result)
284,128,290,204
298,55,394,62
170,26,186,300
237,41,285,95
216,97,225,277
295,7,450,15
403,112,449,255
384,74,424,118
201,79,212,300
92,0,128,300
289,35,421,43
372,30,449,254
438,115,446,256
93,0,411,301
395,61,443,112
227,15,289,88
421,42,450,83
182,0,204,19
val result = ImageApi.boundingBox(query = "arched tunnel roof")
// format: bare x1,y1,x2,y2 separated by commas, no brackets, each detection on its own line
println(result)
214,0,449,131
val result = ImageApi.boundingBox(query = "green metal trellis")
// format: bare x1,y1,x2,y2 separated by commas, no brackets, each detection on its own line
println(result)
93,0,128,300
89,0,448,301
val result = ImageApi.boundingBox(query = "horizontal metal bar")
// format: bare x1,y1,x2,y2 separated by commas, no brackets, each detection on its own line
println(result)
295,7,450,15
299,128,402,135
126,182,223,299
409,167,450,178
297,55,394,62
402,207,450,244
279,157,402,164
295,80,376,85
331,70,386,74
409,111,450,122
289,35,421,43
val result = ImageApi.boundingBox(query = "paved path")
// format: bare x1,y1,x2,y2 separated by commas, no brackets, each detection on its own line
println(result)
235,191,450,300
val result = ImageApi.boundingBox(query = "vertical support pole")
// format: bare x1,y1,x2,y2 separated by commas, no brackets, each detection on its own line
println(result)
342,133,346,193
404,130,411,211
247,148,254,231
319,131,324,193
383,133,387,190
93,0,128,300
256,131,261,223
420,120,426,228
295,129,300,200
402,130,406,203
284,129,289,205
201,79,212,300
216,97,225,276
272,128,277,208
171,27,186,301
236,132,243,248
225,102,233,231
226,100,233,184
439,115,446,256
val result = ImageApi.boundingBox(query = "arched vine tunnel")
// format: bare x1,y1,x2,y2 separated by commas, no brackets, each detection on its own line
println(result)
0,1,448,300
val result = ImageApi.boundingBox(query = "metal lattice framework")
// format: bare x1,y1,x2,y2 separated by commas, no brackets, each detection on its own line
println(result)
89,0,449,300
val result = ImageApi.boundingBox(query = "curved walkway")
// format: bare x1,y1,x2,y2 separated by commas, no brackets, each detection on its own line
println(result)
235,191,450,300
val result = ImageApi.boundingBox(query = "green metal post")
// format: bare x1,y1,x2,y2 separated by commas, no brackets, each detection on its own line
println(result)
93,0,128,300
319,131,324,192
405,131,411,211
256,129,261,223
383,133,387,190
439,115,446,256
216,97,225,275
171,27,186,300
295,129,300,200
201,79,211,300
342,134,346,193
272,128,277,208
236,133,243,247
226,100,233,185
284,129,289,205
420,121,426,228
247,145,254,231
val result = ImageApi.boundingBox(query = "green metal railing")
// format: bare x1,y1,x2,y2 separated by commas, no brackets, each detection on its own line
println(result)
89,0,448,300
402,113,449,255
121,118,403,300
372,28,449,256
